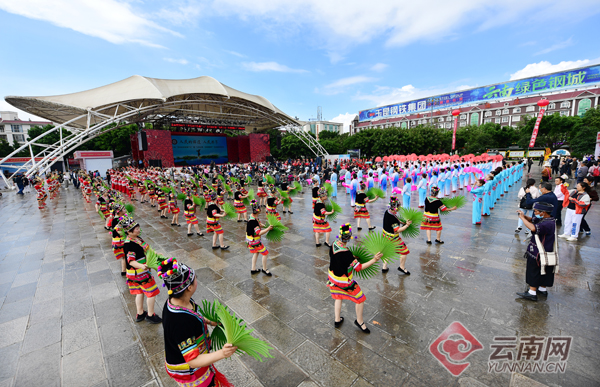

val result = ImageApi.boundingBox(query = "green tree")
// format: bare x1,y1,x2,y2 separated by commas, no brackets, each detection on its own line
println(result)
0,139,14,157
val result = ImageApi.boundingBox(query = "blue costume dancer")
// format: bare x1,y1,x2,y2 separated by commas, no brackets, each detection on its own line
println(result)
482,178,492,216
350,175,358,207
381,173,388,196
471,180,485,225
330,171,338,198
417,173,427,208
345,171,351,194
451,167,458,193
402,178,413,208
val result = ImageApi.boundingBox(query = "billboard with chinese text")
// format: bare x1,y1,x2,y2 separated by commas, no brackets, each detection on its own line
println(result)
172,134,228,165
359,64,600,122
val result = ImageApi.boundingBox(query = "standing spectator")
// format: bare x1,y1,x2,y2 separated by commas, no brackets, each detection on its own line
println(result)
551,157,560,176
553,175,567,227
576,161,588,184
527,158,534,174
580,176,598,236
538,155,544,166
541,163,552,182
14,173,24,195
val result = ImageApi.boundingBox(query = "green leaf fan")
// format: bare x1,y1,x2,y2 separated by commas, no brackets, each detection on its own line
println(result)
265,174,275,185
98,209,105,220
440,195,468,215
177,193,186,200
288,181,301,196
246,175,252,185
360,231,400,263
323,182,334,197
160,186,171,193
217,174,225,183
348,245,379,280
324,200,343,222
222,202,237,220
398,207,423,239
366,187,385,200
145,247,166,270
216,303,274,362
243,189,255,206
265,214,288,242
192,195,206,211
124,203,135,215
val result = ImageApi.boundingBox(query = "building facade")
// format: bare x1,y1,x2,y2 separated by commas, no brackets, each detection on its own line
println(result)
299,120,342,138
351,65,600,134
0,111,52,145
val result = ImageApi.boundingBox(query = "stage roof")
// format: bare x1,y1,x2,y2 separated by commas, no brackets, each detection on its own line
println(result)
5,75,298,130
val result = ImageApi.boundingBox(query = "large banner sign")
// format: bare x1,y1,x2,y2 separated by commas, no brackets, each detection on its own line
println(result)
359,65,600,122
172,135,228,165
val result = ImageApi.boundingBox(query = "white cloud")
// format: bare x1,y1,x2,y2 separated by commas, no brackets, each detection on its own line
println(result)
534,37,573,56
509,59,600,80
223,50,246,58
0,0,181,47
318,76,376,95
241,61,308,73
370,63,388,72
203,0,600,56
164,57,189,65
329,112,356,133
0,100,47,122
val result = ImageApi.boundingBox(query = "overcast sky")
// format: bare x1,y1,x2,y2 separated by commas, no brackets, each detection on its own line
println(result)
1,0,599,131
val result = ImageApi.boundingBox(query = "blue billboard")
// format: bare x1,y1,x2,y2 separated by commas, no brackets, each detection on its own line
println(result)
359,65,600,122
172,135,228,165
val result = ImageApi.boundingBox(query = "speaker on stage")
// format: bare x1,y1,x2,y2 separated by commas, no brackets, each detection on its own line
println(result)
138,131,148,151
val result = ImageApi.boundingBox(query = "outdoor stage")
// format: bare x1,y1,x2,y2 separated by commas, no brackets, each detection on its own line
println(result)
130,130,271,167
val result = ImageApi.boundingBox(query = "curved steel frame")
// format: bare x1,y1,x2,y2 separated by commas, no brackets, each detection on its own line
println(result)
0,99,329,188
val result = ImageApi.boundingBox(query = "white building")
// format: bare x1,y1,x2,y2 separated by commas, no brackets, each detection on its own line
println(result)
0,111,52,145
299,120,342,138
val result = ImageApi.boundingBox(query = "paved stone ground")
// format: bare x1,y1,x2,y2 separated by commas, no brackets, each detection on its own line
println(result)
0,166,598,387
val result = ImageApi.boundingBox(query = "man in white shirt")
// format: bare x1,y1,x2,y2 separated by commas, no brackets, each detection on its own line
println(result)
553,175,567,227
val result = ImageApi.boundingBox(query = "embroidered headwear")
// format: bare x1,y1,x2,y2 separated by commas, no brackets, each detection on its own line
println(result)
430,186,440,196
158,258,196,296
250,199,260,214
389,196,400,210
337,223,354,242
120,216,139,233
359,181,366,190
318,187,328,198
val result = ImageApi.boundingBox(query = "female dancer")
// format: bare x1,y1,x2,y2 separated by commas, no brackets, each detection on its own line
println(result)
327,223,382,333
471,179,485,225
402,177,413,208
280,181,294,214
121,217,162,323
417,173,428,208
168,191,181,226
247,200,273,276
184,194,204,237
313,187,334,247
421,186,456,244
311,178,320,209
266,186,282,221
233,183,249,222
109,203,127,275
160,260,236,387
382,196,412,274
138,180,147,203
354,181,377,231
257,180,267,207
206,191,229,250
158,188,169,219
34,178,47,209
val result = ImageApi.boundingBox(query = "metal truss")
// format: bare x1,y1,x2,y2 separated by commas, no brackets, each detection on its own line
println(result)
280,124,329,158
0,98,302,189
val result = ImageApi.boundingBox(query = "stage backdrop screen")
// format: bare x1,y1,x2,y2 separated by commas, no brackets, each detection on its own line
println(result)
172,135,228,165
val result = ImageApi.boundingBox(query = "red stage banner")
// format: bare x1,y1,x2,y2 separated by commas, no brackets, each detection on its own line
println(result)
452,117,458,150
529,109,546,148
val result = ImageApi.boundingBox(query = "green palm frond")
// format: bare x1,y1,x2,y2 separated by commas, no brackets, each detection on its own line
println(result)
246,176,252,185
265,214,288,242
360,231,400,263
192,195,206,211
398,208,423,238
288,181,301,196
223,202,237,220
124,203,135,215
440,195,467,215
323,182,334,197
145,247,165,270
217,175,225,182
98,209,105,219
366,187,385,200
348,245,380,279
243,189,255,206
199,299,221,323
216,303,274,362
265,174,275,185
210,325,227,351
230,176,240,184
324,200,343,222
281,197,291,208
160,186,171,193
177,193,186,200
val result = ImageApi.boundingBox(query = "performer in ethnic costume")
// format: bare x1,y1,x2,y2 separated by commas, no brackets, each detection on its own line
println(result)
470,179,485,225
206,192,229,250
148,182,158,207
266,187,282,221
420,186,456,244
382,196,413,274
158,189,168,218
354,181,377,231
313,187,334,247
246,200,273,276
280,181,293,214
311,178,320,209
138,180,147,203
34,178,48,209
257,180,267,207
95,190,110,218
160,259,236,387
121,217,162,323
516,202,557,301
109,203,128,275
233,183,249,222
327,223,382,333
215,183,225,208
168,191,181,226
82,178,92,203
184,194,204,237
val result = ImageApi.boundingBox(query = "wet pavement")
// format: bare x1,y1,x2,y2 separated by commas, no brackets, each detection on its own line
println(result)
0,166,599,387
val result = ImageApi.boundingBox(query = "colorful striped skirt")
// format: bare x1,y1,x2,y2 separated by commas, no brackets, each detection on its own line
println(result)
126,272,160,297
353,205,369,219
313,216,331,233
207,222,224,234
248,241,268,255
185,212,199,224
266,208,281,221
327,272,365,304
234,201,247,214
382,230,409,255
169,204,180,214
420,211,442,231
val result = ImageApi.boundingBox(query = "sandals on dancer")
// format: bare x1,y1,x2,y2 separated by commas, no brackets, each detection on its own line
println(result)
435,239,444,244
197,232,204,236
426,240,432,244
382,268,389,273
398,267,411,275
334,317,344,328
354,320,370,334
220,246,229,250
368,226,376,230
261,269,272,276
324,242,331,247
315,243,322,247
212,245,220,250
251,269,261,274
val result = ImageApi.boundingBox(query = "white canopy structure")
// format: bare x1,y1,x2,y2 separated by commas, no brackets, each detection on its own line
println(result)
1,75,327,187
